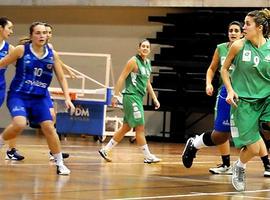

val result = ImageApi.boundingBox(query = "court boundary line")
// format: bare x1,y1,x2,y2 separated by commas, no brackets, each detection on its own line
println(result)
108,189,270,200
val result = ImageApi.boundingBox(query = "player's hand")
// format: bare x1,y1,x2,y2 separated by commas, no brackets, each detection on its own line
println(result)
65,100,75,114
226,90,238,108
206,84,214,96
153,99,160,110
111,96,119,108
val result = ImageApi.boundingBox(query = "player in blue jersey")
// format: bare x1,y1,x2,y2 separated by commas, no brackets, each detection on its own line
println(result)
0,22,75,175
0,17,25,161
29,22,75,161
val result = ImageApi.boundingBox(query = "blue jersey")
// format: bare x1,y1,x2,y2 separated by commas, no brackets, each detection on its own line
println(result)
0,41,9,89
9,43,54,96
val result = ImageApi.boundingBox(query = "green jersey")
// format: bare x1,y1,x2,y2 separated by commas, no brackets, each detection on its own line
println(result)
217,42,229,70
217,42,230,86
231,39,270,100
122,54,152,97
217,42,235,83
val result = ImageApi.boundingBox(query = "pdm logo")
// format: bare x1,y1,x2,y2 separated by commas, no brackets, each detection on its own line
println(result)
73,105,89,117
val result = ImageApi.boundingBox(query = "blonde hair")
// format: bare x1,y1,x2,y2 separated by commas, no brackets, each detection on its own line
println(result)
18,36,30,45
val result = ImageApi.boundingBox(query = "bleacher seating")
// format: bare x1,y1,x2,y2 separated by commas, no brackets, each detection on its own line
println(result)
146,8,251,142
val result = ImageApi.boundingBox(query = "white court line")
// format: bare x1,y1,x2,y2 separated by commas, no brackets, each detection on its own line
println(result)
107,189,270,200
223,194,269,199
159,176,228,184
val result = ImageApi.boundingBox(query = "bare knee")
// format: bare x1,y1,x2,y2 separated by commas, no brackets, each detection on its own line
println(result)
135,125,145,133
12,117,27,131
40,121,55,136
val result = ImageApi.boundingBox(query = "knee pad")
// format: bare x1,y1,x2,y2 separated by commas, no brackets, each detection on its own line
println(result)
260,122,270,141
261,122,270,132
202,131,215,146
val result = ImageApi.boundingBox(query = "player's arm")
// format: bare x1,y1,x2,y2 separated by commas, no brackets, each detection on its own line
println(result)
221,39,244,107
53,50,75,113
147,80,160,109
111,58,136,107
0,45,23,68
206,48,219,96
60,61,77,79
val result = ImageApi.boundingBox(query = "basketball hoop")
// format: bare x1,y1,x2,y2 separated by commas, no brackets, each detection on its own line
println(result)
50,90,77,101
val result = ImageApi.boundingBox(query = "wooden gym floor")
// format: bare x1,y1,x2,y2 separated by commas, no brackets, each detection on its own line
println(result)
0,133,269,200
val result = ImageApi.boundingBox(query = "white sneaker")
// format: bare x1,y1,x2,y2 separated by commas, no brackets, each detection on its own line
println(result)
98,149,112,162
232,161,246,191
264,164,270,177
57,164,71,175
209,164,232,175
144,154,161,163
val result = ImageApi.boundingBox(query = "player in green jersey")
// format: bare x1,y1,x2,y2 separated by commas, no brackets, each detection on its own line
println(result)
182,20,270,177
99,39,161,163
221,8,270,191
182,21,243,174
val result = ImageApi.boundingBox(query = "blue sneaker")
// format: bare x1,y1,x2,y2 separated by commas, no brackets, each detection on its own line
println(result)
5,148,25,161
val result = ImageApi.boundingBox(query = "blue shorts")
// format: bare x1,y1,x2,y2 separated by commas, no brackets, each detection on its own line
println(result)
214,85,231,132
7,91,53,125
46,96,54,108
29,90,54,128
45,89,54,108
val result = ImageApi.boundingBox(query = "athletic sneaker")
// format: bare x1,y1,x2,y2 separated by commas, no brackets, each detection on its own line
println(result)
56,164,71,175
5,148,25,161
264,164,270,177
144,154,161,163
49,152,70,161
98,149,112,162
232,161,246,191
181,137,198,168
209,164,232,175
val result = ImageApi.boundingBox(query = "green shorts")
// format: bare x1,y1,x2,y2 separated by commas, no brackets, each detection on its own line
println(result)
231,96,270,148
123,94,144,128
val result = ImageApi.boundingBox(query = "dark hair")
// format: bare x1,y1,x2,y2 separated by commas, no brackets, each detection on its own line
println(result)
29,21,45,35
228,21,243,32
247,8,270,37
44,22,53,30
139,39,150,47
0,17,11,28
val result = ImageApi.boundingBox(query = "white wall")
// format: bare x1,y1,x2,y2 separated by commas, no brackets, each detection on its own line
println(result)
0,6,182,129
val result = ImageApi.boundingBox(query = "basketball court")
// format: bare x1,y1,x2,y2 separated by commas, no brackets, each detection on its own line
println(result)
0,134,269,200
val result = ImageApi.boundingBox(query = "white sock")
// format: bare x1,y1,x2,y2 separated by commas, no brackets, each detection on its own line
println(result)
140,144,152,158
53,152,64,166
236,159,246,169
193,134,207,149
104,138,118,151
